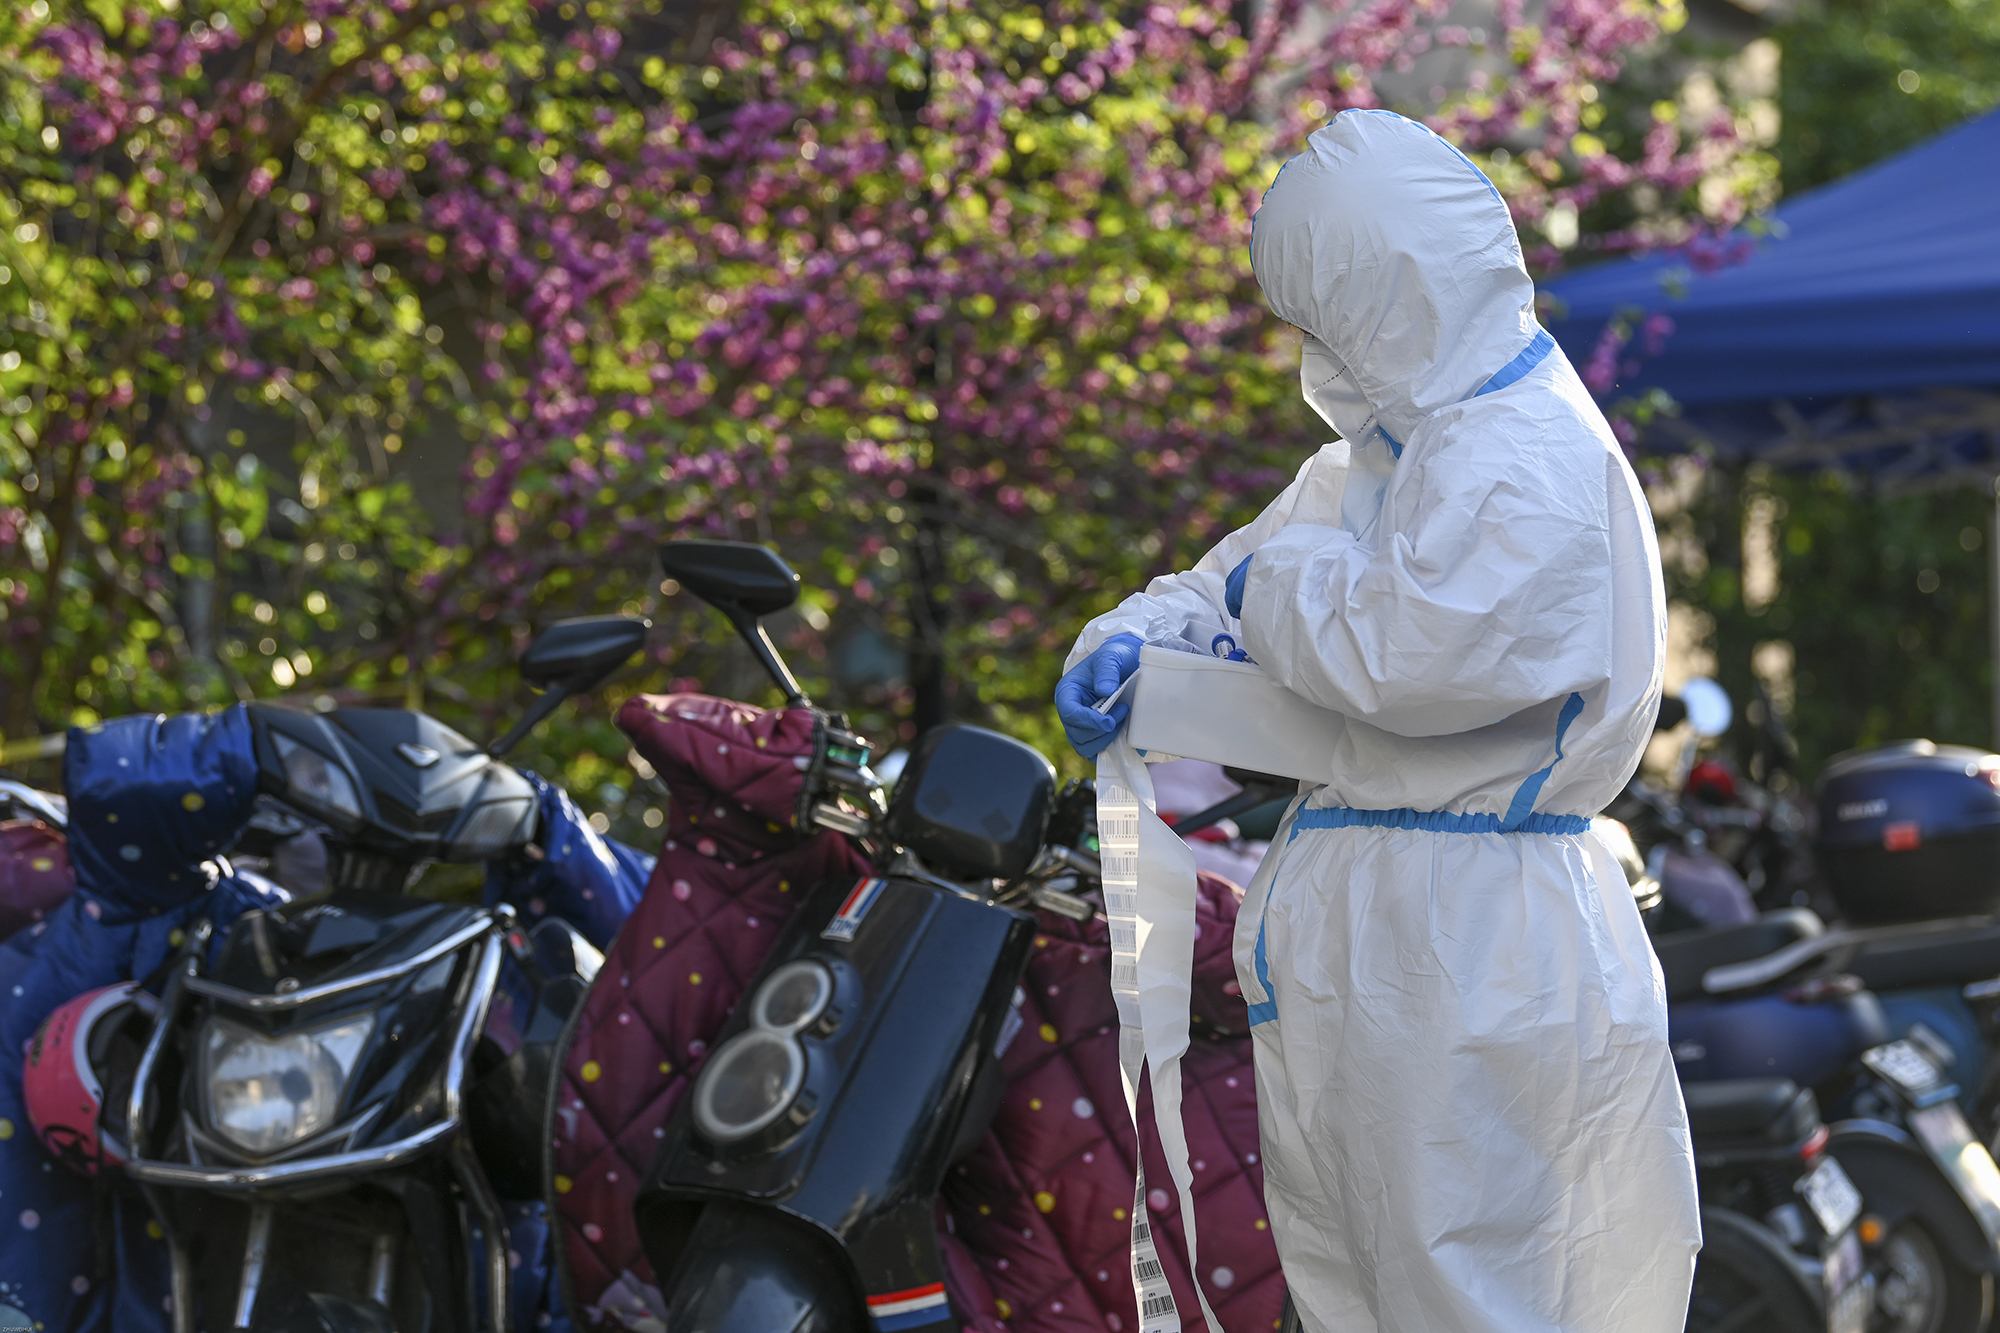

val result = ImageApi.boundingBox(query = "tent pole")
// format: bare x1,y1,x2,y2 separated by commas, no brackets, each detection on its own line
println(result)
1991,474,2000,750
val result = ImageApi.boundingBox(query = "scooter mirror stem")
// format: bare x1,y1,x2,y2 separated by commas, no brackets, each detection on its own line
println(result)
488,679,578,759
723,605,812,709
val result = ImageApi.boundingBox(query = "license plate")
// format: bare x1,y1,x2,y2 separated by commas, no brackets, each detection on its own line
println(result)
1861,1040,1944,1096
1823,1228,1864,1303
1908,1101,2000,1245
1800,1157,1864,1239
1827,1270,1871,1333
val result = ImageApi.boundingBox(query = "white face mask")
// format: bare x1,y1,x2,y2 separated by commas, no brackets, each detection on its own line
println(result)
1300,334,1383,449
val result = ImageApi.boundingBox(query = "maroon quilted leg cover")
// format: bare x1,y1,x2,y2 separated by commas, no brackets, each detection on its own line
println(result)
551,695,867,1323
938,876,1283,1333
0,818,72,943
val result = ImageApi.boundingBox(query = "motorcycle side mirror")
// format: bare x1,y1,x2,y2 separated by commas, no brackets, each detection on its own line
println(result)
1679,677,1734,739
659,540,801,617
1654,695,1688,733
659,539,812,708
490,615,651,758
521,616,652,693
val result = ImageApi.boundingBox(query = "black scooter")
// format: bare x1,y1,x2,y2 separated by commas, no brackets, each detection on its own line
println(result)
627,541,1102,1333
1617,775,2000,1333
1685,1075,1871,1333
1587,821,1872,1333
117,615,648,1332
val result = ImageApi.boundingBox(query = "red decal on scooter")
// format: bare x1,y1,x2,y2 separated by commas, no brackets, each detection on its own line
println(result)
823,876,888,942
867,1282,949,1331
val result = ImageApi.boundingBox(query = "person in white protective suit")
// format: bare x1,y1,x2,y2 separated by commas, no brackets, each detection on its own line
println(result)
1055,111,1700,1332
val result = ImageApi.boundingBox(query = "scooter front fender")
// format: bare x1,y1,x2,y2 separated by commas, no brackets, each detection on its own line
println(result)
1829,1120,2000,1274
652,1200,861,1333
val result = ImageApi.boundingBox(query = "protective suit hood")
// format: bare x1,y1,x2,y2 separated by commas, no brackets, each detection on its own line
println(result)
1251,111,1541,450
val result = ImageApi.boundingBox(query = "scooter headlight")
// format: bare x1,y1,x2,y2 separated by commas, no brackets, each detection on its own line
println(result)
446,796,535,861
690,1030,804,1143
271,733,362,825
200,1014,373,1156
750,961,833,1034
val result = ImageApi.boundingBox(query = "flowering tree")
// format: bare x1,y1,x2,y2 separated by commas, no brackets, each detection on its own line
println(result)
1,0,1755,816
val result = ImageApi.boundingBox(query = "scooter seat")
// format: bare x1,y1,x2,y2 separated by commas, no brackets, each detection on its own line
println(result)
1681,1077,1818,1145
1653,908,1825,1002
1846,920,2000,992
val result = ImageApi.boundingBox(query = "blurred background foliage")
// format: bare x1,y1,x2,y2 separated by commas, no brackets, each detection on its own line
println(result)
1775,0,2000,194
7,0,1974,847
1659,467,1995,782
1,0,1748,849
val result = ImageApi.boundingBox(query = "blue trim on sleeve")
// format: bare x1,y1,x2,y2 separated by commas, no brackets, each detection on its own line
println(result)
1501,692,1587,831
1476,328,1555,398
1378,426,1403,459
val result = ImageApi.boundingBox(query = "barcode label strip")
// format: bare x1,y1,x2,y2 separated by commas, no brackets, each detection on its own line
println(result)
1100,749,1189,1333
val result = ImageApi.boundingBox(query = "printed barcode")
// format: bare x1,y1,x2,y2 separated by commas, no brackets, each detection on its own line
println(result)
1133,1220,1152,1241
1142,1293,1178,1318
1134,1257,1165,1281
1112,964,1138,986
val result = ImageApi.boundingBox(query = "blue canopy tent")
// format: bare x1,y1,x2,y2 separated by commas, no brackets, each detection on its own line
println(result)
1541,107,2000,477
1539,107,2000,734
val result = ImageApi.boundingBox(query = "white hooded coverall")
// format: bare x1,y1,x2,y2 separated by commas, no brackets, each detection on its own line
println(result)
1066,112,1699,1332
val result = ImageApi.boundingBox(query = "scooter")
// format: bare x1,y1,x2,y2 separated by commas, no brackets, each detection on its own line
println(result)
114,614,648,1332
1625,771,2000,1333
1677,926,2000,1333
1685,1075,1871,1333
627,540,1102,1333
1630,682,2000,1126
1596,819,1873,1333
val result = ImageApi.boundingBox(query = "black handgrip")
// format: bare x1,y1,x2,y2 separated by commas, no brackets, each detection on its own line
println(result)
1222,766,1291,792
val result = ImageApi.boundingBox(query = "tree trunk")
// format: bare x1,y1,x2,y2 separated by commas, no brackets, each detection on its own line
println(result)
907,480,952,736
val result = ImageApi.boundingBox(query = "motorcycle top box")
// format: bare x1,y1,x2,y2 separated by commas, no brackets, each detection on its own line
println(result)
1816,740,2000,923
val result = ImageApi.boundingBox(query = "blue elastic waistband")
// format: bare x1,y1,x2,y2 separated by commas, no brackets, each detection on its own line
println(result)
1291,806,1591,837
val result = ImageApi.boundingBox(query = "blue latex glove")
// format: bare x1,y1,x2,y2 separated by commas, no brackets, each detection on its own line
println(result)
1054,633,1144,760
1224,554,1253,619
